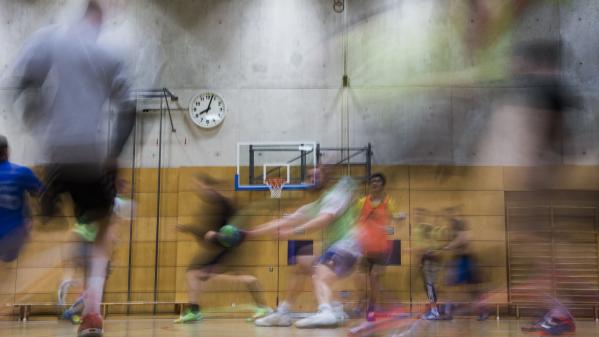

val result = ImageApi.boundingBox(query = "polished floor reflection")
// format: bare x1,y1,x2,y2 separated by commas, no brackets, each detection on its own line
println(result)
1,318,599,337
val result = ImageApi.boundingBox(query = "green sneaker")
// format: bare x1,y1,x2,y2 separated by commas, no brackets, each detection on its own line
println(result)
174,309,203,323
70,314,81,325
73,222,98,242
246,306,273,322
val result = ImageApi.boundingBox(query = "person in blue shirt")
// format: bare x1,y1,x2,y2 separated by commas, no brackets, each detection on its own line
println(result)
0,135,43,263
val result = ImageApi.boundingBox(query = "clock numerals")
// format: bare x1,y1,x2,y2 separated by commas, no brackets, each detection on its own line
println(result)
189,92,225,129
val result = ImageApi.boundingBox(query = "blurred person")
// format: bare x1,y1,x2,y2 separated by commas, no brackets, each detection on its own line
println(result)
416,223,444,320
442,218,488,320
12,1,135,336
59,191,131,325
475,39,581,333
519,274,576,335
354,173,402,320
0,135,43,267
58,179,133,324
175,174,271,323
248,167,359,328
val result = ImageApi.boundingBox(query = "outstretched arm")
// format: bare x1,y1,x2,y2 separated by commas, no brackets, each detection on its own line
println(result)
281,213,336,237
245,212,306,238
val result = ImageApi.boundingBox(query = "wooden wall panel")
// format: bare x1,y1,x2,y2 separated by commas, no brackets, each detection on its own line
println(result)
410,166,504,190
15,268,62,294
0,269,17,294
135,193,178,217
504,166,599,191
371,166,409,189
17,243,62,268
104,267,129,293
410,191,505,215
19,164,596,317
178,167,236,192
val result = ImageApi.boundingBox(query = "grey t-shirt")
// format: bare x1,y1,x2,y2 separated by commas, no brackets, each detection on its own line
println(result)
13,21,135,167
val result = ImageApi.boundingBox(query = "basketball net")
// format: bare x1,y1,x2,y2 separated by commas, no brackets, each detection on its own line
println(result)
265,178,286,199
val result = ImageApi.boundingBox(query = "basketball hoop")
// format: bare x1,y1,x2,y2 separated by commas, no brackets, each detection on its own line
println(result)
265,177,286,199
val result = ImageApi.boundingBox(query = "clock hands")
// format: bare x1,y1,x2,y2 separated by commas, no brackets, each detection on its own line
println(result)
206,94,214,110
198,95,214,115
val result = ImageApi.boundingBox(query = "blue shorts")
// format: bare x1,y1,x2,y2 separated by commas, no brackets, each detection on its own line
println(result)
0,226,28,262
448,254,480,285
319,246,359,278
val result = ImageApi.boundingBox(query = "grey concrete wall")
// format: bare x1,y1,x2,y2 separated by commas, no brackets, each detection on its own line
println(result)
1,0,597,168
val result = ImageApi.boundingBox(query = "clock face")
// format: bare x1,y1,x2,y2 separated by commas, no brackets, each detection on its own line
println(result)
189,92,226,128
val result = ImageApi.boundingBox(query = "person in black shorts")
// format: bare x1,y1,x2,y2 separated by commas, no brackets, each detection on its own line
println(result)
13,2,135,335
175,174,271,323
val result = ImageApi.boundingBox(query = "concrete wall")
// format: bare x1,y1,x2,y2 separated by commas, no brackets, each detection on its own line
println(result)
0,0,598,168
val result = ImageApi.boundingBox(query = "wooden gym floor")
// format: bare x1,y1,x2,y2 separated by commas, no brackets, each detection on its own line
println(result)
1,318,598,337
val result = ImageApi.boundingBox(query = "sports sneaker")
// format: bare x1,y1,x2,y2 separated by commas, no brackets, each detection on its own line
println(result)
62,297,84,322
295,309,338,328
77,313,103,337
542,321,576,336
63,309,81,324
254,311,291,326
255,311,292,327
332,302,348,323
71,315,82,325
421,310,441,320
521,319,546,332
174,309,203,323
536,319,576,335
246,306,273,322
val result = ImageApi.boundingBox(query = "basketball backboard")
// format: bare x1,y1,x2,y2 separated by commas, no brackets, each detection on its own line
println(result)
235,141,318,191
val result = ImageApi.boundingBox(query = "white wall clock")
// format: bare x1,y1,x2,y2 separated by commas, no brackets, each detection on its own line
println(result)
189,92,226,128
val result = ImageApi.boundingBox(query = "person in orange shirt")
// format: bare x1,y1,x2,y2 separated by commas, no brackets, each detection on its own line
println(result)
355,173,401,319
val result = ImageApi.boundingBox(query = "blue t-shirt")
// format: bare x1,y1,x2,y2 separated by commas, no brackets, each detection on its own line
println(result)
0,161,42,236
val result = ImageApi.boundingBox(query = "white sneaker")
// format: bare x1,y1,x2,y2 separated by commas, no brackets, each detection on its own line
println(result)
254,311,292,327
332,302,348,322
295,310,338,328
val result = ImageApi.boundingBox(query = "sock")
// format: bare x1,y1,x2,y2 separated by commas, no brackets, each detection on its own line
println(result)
190,304,200,313
277,301,290,314
318,303,332,313
82,254,108,316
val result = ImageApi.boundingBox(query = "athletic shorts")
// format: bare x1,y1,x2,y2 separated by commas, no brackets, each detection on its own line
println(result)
187,244,244,283
447,254,480,285
0,226,29,262
319,239,361,278
41,164,116,224
360,252,390,273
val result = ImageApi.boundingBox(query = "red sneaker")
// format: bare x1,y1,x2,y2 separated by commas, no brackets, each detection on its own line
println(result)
77,313,103,337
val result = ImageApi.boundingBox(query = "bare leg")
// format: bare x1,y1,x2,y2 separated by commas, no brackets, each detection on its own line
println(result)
282,255,315,308
81,218,112,317
368,265,384,311
186,269,210,306
312,264,338,307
